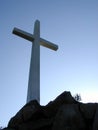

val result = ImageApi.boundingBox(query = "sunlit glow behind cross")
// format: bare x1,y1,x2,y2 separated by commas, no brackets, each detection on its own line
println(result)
12,20,58,103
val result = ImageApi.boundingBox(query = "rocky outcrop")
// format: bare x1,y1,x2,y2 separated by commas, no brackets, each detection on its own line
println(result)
3,91,98,130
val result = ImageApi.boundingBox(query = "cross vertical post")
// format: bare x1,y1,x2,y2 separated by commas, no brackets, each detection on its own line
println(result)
27,20,40,103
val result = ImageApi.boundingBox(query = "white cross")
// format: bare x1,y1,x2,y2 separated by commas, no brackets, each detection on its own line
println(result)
12,20,58,103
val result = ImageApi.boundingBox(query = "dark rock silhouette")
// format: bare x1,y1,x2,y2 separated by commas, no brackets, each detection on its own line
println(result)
3,91,98,130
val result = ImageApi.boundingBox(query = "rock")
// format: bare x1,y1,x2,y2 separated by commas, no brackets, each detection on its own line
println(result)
8,100,40,129
7,91,77,130
3,128,15,130
80,103,97,119
5,91,98,130
14,118,53,130
79,103,97,130
52,104,86,130
42,91,78,117
93,104,98,130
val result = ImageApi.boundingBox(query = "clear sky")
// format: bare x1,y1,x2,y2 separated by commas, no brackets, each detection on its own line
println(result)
0,0,98,127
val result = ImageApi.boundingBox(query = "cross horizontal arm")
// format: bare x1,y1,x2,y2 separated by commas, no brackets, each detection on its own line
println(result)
40,38,58,51
13,27,58,51
13,27,33,42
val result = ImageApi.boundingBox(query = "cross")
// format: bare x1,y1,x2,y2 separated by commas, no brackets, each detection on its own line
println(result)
12,20,58,103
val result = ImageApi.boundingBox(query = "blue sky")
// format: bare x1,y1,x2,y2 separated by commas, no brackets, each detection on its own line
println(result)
0,0,98,127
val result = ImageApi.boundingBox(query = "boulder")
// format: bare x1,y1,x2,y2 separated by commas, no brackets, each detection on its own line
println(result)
7,91,77,130
8,100,40,129
52,104,86,130
80,103,97,119
3,91,98,130
92,104,98,130
42,91,78,117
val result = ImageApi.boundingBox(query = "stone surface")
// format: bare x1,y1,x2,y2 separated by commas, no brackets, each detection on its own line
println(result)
92,104,98,130
52,104,86,130
3,91,98,130
3,128,15,130
8,100,40,128
80,103,97,119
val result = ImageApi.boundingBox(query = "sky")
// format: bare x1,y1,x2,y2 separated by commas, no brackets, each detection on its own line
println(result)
0,0,98,127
